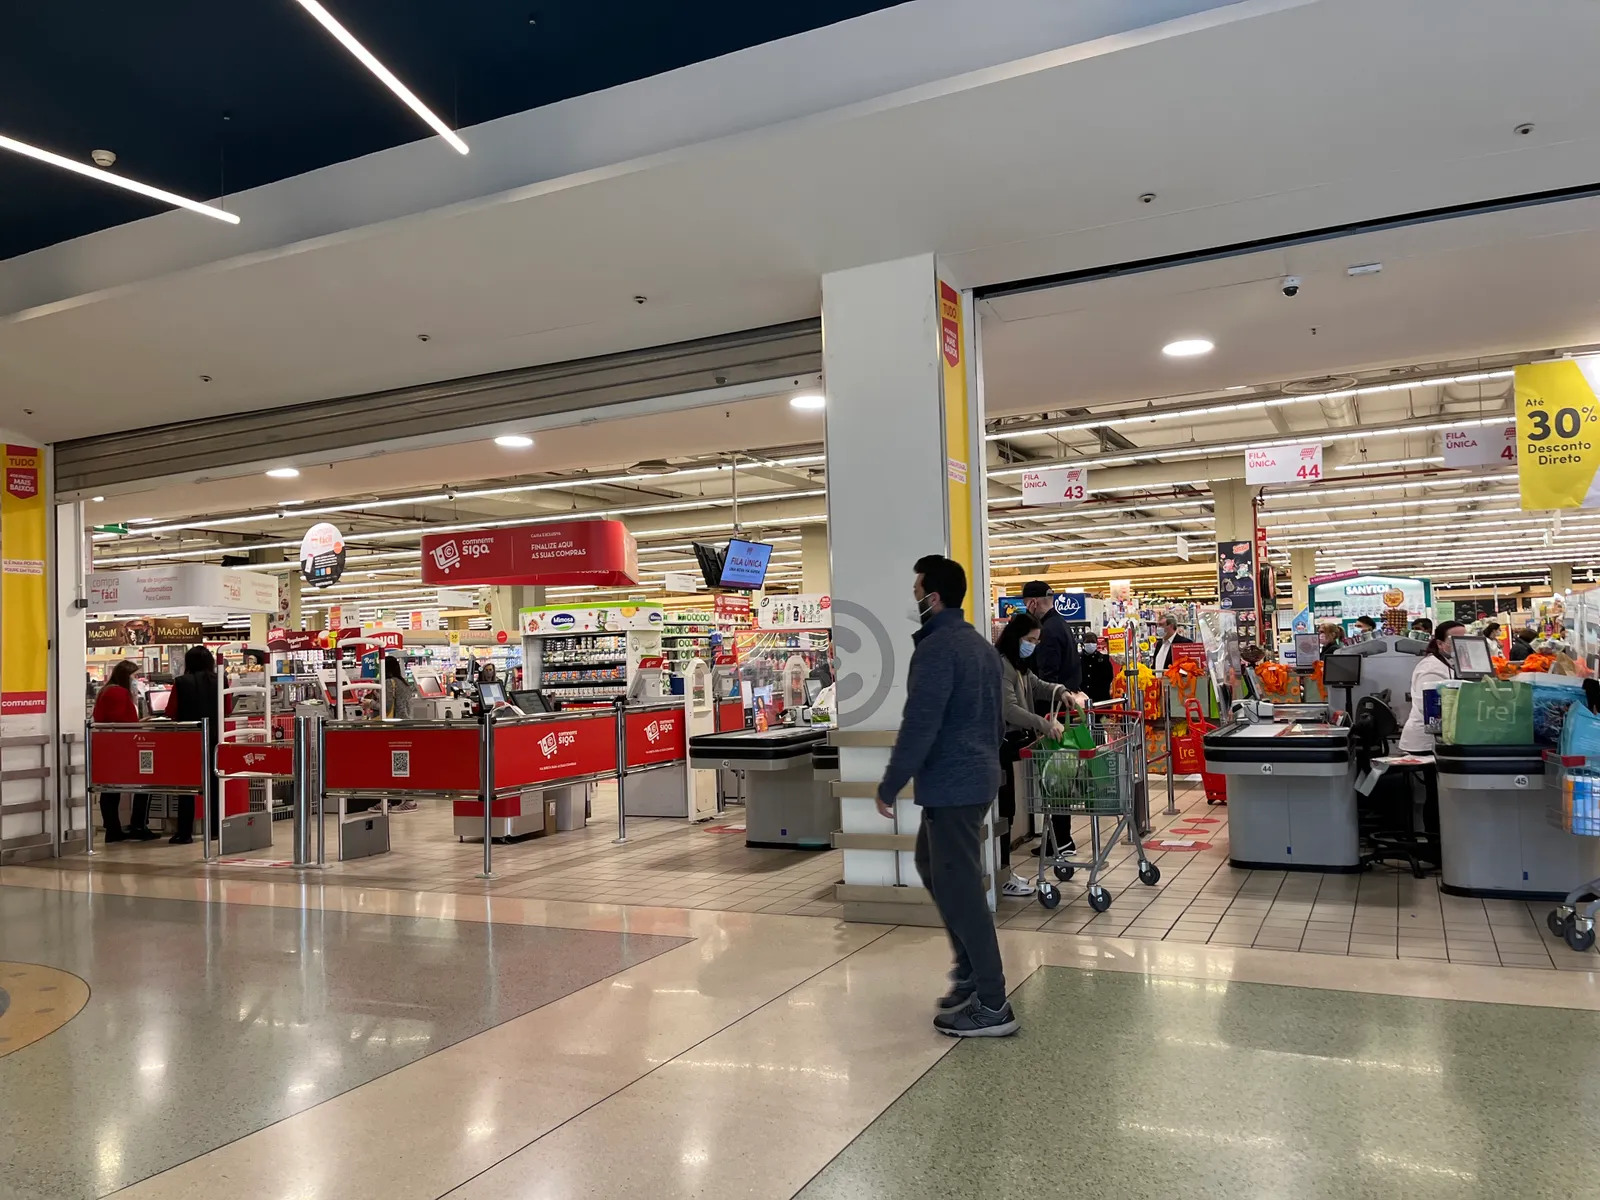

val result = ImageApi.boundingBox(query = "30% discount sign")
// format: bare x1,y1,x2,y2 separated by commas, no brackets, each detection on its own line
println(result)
1515,359,1600,510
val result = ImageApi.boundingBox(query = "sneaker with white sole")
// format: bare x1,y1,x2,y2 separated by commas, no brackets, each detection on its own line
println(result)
1001,873,1035,897
934,1001,1019,1038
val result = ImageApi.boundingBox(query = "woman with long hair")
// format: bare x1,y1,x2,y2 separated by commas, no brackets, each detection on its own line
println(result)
166,645,222,846
93,660,156,842
995,611,1070,896
1398,620,1465,834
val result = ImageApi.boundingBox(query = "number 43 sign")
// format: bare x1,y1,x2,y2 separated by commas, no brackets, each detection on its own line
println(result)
1516,359,1600,510
1245,442,1323,485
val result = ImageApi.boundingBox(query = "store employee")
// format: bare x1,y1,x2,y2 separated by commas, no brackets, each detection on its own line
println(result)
1021,580,1081,693
1152,612,1194,672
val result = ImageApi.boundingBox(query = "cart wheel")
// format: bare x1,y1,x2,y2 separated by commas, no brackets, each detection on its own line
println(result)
1053,863,1075,882
1038,883,1061,910
1087,886,1112,913
1565,922,1596,953
1549,908,1571,938
1138,861,1161,887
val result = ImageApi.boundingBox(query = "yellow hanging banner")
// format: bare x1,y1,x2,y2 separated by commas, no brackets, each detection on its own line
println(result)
1515,358,1600,509
2,445,48,716
938,280,973,585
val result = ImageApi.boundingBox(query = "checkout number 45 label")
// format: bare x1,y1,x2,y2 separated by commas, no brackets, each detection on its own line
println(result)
1514,359,1600,510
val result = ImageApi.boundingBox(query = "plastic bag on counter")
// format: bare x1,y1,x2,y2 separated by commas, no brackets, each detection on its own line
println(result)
1559,683,1600,761
1531,676,1585,745
1441,678,1534,745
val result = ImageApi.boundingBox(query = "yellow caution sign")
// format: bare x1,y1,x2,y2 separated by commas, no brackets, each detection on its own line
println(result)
1515,359,1600,509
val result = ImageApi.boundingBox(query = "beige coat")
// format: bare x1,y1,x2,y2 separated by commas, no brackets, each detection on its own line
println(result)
1003,657,1062,737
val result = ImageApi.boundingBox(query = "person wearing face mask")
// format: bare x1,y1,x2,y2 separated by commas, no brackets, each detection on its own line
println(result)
878,554,1014,1038
1020,581,1082,695
1398,620,1464,836
994,612,1067,896
1151,612,1194,672
1080,632,1115,704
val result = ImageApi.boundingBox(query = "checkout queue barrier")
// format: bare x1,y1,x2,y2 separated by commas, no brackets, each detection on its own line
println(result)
85,721,214,858
214,645,292,855
316,699,695,873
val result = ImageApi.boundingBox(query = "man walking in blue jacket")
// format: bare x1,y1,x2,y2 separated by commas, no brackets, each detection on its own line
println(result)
877,554,1015,1037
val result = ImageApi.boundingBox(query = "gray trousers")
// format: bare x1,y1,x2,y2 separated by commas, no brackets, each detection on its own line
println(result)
915,802,1007,1009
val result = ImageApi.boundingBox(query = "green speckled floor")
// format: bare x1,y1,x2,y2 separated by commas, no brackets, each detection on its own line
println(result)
800,966,1600,1199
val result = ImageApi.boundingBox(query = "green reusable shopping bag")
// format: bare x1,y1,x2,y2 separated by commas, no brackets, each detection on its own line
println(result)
1443,678,1535,746
1038,719,1111,805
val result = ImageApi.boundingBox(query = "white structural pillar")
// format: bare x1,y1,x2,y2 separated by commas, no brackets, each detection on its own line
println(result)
1290,547,1317,614
822,254,990,917
1552,564,1574,593
800,524,831,595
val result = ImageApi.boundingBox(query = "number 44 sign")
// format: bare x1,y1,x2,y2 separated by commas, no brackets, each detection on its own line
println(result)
1245,442,1323,485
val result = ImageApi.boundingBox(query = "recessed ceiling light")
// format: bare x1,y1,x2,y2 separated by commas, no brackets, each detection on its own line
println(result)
266,467,300,479
1225,385,1249,391
291,0,469,155
91,495,105,503
280,499,307,505
0,133,241,224
494,435,534,448
790,393,826,411
1162,339,1214,358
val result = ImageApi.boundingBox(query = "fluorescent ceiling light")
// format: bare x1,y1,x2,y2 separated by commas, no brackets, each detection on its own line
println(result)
0,132,241,224
292,1,469,155
1162,338,1214,358
494,435,534,448
91,496,104,503
266,467,300,479
790,393,827,411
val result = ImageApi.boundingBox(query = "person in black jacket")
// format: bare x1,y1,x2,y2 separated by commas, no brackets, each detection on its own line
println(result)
1080,632,1115,704
165,645,222,846
1021,581,1081,693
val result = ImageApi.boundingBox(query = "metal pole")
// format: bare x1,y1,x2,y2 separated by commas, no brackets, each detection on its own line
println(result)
292,714,310,868
83,721,95,855
200,718,213,862
477,709,496,880
1163,687,1179,817
315,718,326,868
612,697,628,844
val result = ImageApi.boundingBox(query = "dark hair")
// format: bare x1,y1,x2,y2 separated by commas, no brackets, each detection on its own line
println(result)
1355,615,1378,629
995,611,1041,671
383,656,405,681
1426,620,1466,663
183,645,215,676
915,555,967,611
107,659,140,691
1518,626,1539,643
1482,621,1502,639
1411,617,1434,634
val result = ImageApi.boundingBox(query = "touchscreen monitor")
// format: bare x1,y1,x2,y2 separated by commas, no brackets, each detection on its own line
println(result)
477,681,506,706
1450,635,1495,680
1322,654,1362,686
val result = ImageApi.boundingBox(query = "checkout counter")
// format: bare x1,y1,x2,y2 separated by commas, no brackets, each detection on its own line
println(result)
1204,719,1360,871
688,726,836,848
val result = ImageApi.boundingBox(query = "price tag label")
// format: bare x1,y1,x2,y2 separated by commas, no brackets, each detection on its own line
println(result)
1516,358,1600,509
1019,466,1089,507
1245,442,1322,484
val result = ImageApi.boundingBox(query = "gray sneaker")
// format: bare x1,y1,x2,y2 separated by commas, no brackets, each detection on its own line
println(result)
934,1001,1019,1038
936,979,977,1013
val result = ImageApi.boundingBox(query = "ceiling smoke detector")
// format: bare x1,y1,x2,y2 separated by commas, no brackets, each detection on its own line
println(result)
90,149,117,168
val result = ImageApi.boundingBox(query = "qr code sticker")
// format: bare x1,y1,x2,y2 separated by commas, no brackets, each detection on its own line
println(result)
391,750,411,778
138,749,154,775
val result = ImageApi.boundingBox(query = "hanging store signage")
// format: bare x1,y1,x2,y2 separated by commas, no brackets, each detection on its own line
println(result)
299,523,346,589
664,571,701,594
1217,540,1256,611
1442,423,1517,468
757,593,832,629
1515,358,1600,509
87,618,203,648
1245,442,1322,485
714,594,752,623
2,444,47,716
1052,592,1089,622
1019,466,1089,507
420,519,639,587
88,564,277,615
519,604,664,635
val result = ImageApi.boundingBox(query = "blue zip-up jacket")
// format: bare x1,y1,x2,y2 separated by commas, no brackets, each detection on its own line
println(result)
876,607,1004,808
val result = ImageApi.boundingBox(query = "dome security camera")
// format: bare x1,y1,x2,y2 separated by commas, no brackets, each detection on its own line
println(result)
1281,276,1302,298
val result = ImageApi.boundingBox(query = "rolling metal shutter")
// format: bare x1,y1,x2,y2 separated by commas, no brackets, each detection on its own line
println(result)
53,319,822,496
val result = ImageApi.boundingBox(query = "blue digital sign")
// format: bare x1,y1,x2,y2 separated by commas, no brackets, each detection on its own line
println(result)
719,539,773,589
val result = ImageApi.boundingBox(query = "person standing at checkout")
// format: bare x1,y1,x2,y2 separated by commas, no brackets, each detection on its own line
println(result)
1021,580,1083,854
877,555,1016,1038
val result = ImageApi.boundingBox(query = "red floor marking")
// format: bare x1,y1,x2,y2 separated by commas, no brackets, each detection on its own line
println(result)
1182,817,1220,824
1143,839,1213,852
703,824,747,835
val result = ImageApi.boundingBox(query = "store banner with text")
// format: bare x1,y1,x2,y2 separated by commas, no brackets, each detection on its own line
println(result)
1442,423,1517,469
88,618,203,648
1245,442,1322,485
2,445,47,715
1515,358,1600,509
938,280,974,581
1217,540,1256,612
1019,465,1088,507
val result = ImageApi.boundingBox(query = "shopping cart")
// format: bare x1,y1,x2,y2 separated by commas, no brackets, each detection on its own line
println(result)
1019,712,1160,912
1544,751,1600,952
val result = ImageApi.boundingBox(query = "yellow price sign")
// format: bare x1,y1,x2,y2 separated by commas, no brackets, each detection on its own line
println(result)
1516,359,1600,509
447,631,461,645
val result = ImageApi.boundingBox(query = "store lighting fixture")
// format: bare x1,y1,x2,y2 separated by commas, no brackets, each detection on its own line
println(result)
789,393,827,411
0,132,242,225
266,467,300,479
291,0,469,154
493,435,534,448
1334,455,1445,471
91,496,104,503
1162,339,1214,358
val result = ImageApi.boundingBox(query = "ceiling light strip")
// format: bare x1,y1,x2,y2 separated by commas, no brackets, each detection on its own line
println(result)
0,133,241,224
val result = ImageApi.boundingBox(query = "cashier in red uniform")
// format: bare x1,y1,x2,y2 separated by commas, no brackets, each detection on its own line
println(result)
93,660,158,842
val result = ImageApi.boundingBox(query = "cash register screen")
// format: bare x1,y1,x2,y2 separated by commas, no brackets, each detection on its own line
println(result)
477,681,506,706
512,690,549,714
1451,635,1495,680
1322,654,1362,686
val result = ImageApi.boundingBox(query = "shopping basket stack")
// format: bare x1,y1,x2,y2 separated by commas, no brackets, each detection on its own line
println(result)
1018,714,1160,913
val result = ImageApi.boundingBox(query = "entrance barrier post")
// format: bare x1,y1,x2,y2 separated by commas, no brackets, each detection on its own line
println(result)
612,697,628,845
315,719,327,868
291,714,324,869
477,707,496,880
82,719,95,856
1163,688,1179,817
199,718,213,861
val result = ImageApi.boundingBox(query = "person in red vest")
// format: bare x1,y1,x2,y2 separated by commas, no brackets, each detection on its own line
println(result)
92,660,156,842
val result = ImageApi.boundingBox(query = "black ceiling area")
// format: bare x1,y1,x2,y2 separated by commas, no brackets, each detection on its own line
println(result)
0,0,906,262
